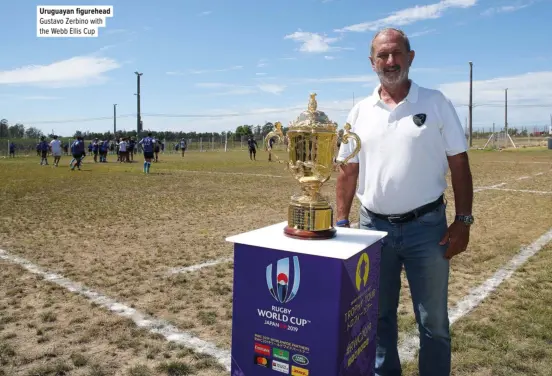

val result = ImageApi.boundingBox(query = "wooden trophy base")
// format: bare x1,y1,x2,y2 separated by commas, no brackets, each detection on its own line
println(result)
284,225,337,240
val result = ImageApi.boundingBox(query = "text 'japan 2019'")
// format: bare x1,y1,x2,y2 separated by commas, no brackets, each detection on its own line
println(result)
258,306,311,332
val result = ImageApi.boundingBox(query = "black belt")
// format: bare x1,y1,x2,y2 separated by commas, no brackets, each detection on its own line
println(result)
364,195,444,224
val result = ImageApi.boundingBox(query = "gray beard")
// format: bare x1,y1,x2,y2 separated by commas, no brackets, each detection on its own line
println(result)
376,66,410,88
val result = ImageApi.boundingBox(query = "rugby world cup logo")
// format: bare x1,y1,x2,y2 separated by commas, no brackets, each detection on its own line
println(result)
266,256,300,304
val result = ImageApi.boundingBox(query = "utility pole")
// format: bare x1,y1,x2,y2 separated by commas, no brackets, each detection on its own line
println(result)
135,71,143,134
504,88,508,135
113,104,117,135
504,88,509,149
468,61,473,147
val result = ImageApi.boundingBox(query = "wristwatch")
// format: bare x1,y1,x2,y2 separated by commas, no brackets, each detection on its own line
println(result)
455,214,474,226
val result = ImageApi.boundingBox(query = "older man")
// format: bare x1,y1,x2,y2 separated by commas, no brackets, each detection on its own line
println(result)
336,28,474,376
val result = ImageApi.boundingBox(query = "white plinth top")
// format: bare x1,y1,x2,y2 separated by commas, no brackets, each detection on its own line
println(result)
226,222,387,260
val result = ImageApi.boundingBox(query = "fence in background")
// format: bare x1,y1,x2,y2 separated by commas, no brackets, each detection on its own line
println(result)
0,135,286,156
1,134,550,157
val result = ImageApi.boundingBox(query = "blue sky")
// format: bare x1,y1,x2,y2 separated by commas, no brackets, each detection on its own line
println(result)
1,0,551,136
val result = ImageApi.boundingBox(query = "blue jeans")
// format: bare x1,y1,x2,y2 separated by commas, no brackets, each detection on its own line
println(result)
359,202,451,376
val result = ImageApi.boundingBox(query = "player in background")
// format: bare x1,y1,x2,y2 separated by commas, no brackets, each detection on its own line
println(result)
118,137,128,163
267,136,276,162
70,136,86,171
180,138,187,157
49,135,62,167
128,137,136,161
38,136,49,165
99,139,109,162
247,135,258,161
9,142,15,158
153,138,161,162
115,138,121,162
139,132,155,174
92,139,99,163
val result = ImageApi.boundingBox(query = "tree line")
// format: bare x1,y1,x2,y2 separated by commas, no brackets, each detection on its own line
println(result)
0,119,43,139
4,117,546,141
0,119,290,141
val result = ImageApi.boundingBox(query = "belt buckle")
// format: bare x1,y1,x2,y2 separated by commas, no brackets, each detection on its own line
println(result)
388,212,415,223
387,215,403,223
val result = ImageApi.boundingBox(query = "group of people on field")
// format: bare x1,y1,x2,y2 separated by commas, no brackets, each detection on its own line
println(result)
36,135,86,170
34,133,168,173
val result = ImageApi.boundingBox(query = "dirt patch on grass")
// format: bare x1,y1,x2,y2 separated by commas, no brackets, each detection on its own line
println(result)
0,261,226,376
403,243,552,376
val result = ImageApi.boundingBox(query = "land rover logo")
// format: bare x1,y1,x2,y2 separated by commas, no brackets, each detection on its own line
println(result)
292,354,309,366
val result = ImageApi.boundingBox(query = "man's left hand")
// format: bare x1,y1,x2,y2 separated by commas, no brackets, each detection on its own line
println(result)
439,221,470,260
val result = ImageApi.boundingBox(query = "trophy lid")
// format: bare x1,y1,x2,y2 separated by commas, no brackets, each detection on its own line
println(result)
289,93,338,132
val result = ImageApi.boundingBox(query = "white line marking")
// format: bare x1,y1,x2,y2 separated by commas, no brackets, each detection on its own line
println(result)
0,249,232,372
169,257,233,274
398,227,552,363
480,188,552,195
448,227,552,324
159,169,284,178
473,169,548,193
483,161,551,164
186,170,284,178
474,182,507,192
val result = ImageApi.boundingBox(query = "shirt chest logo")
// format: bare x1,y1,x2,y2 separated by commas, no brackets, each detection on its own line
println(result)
412,113,427,127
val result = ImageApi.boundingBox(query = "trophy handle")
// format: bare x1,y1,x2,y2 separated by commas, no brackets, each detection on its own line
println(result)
264,122,286,164
337,123,361,165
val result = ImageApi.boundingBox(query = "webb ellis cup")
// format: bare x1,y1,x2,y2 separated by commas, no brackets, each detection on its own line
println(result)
265,93,361,240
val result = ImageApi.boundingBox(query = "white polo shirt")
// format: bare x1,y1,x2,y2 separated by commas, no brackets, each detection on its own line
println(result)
337,80,467,215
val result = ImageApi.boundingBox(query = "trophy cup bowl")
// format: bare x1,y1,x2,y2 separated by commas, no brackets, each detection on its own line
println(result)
265,93,361,240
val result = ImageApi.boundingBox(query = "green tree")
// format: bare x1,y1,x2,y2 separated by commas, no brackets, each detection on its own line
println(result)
25,127,43,139
9,123,25,138
0,119,8,138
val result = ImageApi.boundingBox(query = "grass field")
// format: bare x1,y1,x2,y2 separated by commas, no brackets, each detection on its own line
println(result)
0,146,551,376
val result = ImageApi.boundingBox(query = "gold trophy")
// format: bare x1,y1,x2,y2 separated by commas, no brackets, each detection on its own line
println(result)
265,93,361,240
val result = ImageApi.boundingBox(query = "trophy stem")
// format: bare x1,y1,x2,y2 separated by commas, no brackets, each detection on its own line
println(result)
300,180,323,201
284,194,336,240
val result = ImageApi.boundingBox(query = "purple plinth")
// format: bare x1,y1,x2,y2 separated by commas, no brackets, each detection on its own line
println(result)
226,222,386,376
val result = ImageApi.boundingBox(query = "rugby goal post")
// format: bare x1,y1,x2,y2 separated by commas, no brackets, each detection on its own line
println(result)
483,131,517,149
